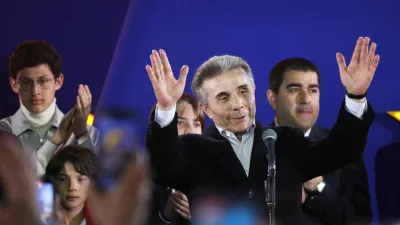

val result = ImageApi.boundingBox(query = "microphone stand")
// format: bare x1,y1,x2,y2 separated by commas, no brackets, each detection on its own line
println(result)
265,160,276,225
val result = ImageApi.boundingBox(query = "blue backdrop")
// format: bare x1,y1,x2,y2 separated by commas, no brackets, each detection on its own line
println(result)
3,0,400,223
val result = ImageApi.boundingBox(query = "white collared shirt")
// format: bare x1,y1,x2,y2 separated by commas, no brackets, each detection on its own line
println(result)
215,121,256,176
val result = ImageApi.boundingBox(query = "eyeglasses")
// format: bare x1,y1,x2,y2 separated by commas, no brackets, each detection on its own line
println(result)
17,78,55,91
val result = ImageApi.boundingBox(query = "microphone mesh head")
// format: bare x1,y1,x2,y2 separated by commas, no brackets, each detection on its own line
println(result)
262,129,277,141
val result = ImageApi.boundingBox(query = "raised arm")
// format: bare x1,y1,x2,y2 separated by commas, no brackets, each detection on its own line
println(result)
145,50,190,189
294,37,379,181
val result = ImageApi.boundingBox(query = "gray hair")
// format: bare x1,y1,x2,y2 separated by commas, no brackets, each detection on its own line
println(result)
191,55,255,105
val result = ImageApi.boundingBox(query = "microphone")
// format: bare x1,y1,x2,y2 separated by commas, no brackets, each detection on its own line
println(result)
262,129,277,225
262,129,277,164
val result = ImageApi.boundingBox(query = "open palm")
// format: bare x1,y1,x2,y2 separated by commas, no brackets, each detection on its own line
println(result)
146,49,189,110
88,154,150,225
336,37,380,95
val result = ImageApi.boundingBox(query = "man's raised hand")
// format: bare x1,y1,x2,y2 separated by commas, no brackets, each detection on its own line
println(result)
146,49,189,110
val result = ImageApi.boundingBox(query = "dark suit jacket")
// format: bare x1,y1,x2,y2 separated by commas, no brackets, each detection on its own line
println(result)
297,125,371,225
146,100,375,225
375,140,400,225
147,185,176,225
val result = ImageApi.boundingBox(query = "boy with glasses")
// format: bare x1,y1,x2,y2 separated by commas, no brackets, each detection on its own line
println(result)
0,40,99,177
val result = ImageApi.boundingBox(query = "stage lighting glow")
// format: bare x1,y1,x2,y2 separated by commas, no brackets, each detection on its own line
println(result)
387,111,400,122
87,113,94,126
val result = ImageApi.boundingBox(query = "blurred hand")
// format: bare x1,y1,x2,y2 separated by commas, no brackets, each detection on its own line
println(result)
0,131,40,225
88,154,151,225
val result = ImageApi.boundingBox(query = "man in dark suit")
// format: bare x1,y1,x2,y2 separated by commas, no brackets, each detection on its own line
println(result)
266,58,372,225
145,37,379,225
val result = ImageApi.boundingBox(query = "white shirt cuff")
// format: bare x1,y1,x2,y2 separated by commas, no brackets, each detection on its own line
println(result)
344,95,367,119
37,162,45,177
155,104,176,128
77,133,90,145
37,140,58,160
36,140,58,176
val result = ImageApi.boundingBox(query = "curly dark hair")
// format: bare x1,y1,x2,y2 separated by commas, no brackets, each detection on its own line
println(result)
44,145,96,181
9,40,62,79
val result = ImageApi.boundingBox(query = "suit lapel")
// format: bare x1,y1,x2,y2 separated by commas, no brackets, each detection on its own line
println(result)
248,121,268,185
309,125,329,140
204,123,249,185
309,125,319,139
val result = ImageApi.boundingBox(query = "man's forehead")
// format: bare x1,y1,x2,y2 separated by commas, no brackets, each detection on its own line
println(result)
283,70,319,84
16,64,54,79
17,74,52,80
203,69,251,93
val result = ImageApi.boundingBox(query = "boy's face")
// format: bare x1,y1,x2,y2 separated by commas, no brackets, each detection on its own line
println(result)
10,64,63,113
55,162,90,210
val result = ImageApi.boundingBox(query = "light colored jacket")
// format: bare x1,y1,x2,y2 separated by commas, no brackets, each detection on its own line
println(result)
0,106,99,177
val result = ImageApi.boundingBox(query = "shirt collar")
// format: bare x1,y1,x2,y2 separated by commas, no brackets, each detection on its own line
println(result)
215,119,256,136
10,105,64,136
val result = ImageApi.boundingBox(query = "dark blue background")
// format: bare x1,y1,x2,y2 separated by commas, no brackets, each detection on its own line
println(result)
2,0,400,223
